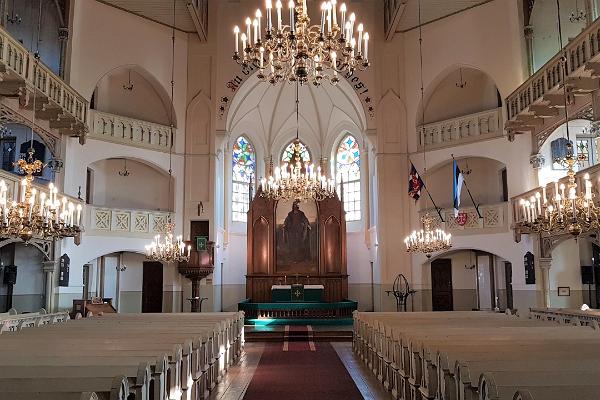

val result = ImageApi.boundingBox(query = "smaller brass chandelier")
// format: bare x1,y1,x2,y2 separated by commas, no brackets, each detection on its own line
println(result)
0,151,83,242
260,139,336,201
517,146,599,237
145,220,191,263
404,213,452,258
259,81,335,202
404,0,452,257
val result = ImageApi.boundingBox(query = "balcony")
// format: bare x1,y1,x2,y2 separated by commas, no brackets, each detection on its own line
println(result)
505,17,600,151
87,205,171,237
420,202,509,235
90,110,173,152
417,108,503,151
0,25,88,140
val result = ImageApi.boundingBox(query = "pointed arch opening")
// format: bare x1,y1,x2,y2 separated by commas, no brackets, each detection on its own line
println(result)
281,140,312,163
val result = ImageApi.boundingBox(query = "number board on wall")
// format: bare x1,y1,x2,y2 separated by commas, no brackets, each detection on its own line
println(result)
524,251,535,285
58,254,70,287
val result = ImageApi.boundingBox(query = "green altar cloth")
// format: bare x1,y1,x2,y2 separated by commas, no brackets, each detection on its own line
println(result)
271,284,324,302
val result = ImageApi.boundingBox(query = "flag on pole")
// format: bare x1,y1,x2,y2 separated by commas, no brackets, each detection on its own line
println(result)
408,162,425,201
453,159,464,217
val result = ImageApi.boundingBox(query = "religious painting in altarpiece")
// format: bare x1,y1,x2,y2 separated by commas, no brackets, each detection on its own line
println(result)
275,199,318,274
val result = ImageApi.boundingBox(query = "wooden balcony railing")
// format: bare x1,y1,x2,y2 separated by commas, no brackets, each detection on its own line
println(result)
0,25,89,138
417,108,503,150
419,202,509,234
90,110,173,152
505,16,600,150
88,205,171,237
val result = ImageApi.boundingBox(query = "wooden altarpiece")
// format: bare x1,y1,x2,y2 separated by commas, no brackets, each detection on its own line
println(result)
246,188,348,302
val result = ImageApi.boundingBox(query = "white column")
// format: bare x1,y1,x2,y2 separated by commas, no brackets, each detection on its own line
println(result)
42,260,58,312
538,257,552,308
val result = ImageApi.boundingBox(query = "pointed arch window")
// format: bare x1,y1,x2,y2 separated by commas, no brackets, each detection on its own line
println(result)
232,136,256,222
336,134,361,221
282,140,311,163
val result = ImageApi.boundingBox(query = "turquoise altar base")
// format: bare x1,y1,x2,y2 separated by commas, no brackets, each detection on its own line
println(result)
238,299,358,325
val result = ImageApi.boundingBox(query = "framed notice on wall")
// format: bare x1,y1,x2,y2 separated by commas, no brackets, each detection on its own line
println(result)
524,252,535,285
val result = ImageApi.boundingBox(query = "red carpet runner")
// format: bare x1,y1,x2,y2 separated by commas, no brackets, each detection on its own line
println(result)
243,325,363,400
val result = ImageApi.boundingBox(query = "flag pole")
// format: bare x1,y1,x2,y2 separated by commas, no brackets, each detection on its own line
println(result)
410,160,445,222
451,154,482,219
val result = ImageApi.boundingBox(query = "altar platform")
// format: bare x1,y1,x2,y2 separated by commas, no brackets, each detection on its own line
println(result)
238,299,358,325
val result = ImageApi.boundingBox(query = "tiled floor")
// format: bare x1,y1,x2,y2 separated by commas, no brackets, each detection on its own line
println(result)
209,341,392,400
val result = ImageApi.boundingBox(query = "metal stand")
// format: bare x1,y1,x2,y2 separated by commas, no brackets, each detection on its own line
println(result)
385,274,417,312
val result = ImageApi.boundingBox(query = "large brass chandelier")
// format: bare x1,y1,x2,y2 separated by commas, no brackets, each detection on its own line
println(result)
404,0,452,257
517,145,599,237
0,150,83,242
405,214,452,257
233,0,369,86
144,0,190,263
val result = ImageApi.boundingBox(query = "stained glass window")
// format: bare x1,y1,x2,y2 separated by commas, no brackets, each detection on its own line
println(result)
232,136,256,222
336,134,361,221
282,140,311,163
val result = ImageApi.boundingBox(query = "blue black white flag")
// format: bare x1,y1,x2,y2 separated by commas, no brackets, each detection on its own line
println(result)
408,162,425,201
453,160,464,217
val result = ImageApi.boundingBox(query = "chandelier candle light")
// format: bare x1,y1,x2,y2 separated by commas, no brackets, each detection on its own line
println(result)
233,0,370,86
260,140,336,202
145,225,191,263
0,152,83,242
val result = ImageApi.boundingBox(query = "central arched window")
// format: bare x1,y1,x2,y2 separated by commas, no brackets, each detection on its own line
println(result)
336,134,361,221
282,140,311,163
232,136,256,222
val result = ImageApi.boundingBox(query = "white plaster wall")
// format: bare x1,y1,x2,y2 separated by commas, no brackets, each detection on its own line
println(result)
89,158,172,211
550,238,585,308
94,68,172,126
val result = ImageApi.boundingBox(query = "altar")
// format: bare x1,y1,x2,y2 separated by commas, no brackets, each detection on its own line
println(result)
240,186,356,323
271,284,325,302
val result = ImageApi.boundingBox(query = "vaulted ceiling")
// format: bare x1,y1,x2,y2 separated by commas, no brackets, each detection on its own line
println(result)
95,0,198,32
94,0,495,34
393,0,494,32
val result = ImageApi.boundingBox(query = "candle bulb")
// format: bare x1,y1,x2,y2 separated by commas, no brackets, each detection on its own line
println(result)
266,0,273,31
321,2,326,33
253,18,258,44
241,33,247,55
349,12,355,40
256,9,262,41
331,0,337,26
345,21,351,44
340,3,347,36
246,17,252,45
535,192,541,215
302,0,307,15
327,2,332,34
289,1,295,34
234,26,240,54
357,23,363,53
363,32,369,60
76,204,82,226
276,0,283,31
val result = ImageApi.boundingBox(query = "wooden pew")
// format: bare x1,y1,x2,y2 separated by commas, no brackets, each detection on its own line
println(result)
0,312,244,400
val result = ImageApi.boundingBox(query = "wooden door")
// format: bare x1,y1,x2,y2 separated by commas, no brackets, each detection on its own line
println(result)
504,262,513,310
142,262,163,313
431,258,453,311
